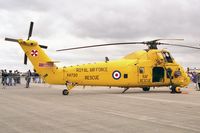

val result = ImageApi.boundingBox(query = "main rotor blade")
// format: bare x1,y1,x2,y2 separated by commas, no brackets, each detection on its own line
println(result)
152,39,184,42
57,42,144,51
56,39,200,51
28,21,34,40
5,37,18,42
160,43,200,50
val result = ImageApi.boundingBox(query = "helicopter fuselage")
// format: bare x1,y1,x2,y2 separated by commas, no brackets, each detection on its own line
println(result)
44,49,190,89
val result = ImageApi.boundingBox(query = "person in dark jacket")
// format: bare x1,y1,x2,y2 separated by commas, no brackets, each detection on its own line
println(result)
1,70,3,84
25,70,32,88
3,70,8,86
8,70,13,86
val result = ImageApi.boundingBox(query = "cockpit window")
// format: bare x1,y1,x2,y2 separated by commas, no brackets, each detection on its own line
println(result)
162,51,173,63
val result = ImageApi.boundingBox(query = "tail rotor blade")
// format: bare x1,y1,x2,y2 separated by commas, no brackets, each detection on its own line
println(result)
5,37,18,42
39,45,48,49
24,54,28,65
28,21,34,40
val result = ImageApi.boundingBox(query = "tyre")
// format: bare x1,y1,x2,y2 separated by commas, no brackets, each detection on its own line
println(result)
63,89,69,95
175,87,181,93
170,86,181,93
143,87,150,92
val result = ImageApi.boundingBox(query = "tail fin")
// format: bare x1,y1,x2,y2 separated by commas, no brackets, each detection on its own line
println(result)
5,22,64,84
5,38,63,84
5,22,56,78
18,39,56,76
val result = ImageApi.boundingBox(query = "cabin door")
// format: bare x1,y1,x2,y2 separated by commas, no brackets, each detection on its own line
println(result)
152,67,164,83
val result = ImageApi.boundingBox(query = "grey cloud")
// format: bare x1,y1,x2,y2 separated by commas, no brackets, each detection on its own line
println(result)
58,0,200,40
0,0,49,12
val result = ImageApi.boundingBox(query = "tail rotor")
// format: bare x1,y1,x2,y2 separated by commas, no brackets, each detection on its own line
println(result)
5,21,48,65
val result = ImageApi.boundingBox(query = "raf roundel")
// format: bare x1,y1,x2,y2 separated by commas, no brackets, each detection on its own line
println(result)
112,70,121,80
31,50,38,57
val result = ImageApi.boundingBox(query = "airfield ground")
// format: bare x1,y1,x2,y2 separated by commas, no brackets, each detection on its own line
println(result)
0,83,200,133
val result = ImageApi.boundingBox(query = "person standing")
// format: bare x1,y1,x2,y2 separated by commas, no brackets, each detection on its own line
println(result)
196,73,200,91
3,70,8,86
25,70,32,88
17,71,21,84
8,70,13,86
1,70,6,89
1,70,4,84
13,70,18,86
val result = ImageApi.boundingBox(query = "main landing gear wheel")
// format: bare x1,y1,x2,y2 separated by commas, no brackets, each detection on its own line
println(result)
143,87,150,92
170,86,181,94
63,89,69,95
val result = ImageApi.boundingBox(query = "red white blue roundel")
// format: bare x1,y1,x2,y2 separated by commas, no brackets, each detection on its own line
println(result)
31,50,38,57
112,70,121,80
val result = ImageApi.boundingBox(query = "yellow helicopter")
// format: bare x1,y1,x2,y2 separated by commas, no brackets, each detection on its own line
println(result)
5,22,200,95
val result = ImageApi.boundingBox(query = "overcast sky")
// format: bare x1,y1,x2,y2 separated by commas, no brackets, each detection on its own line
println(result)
0,0,200,71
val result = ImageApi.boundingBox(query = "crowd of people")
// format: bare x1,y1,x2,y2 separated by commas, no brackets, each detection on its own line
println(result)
1,69,42,88
1,70,21,86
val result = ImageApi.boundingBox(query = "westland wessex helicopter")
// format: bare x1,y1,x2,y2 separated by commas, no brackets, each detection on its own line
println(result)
5,22,200,95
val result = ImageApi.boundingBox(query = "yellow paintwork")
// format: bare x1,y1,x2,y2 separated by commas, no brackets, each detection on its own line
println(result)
18,39,190,91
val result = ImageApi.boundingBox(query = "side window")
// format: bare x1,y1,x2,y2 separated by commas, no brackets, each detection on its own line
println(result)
166,68,172,78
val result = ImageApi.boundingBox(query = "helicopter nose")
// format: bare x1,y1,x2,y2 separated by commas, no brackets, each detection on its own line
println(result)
183,75,191,86
179,74,190,87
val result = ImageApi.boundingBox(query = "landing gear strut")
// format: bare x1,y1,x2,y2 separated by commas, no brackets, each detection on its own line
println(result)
122,87,129,93
62,81,77,95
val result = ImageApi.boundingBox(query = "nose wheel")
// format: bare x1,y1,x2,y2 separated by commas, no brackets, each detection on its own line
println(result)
63,89,69,95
